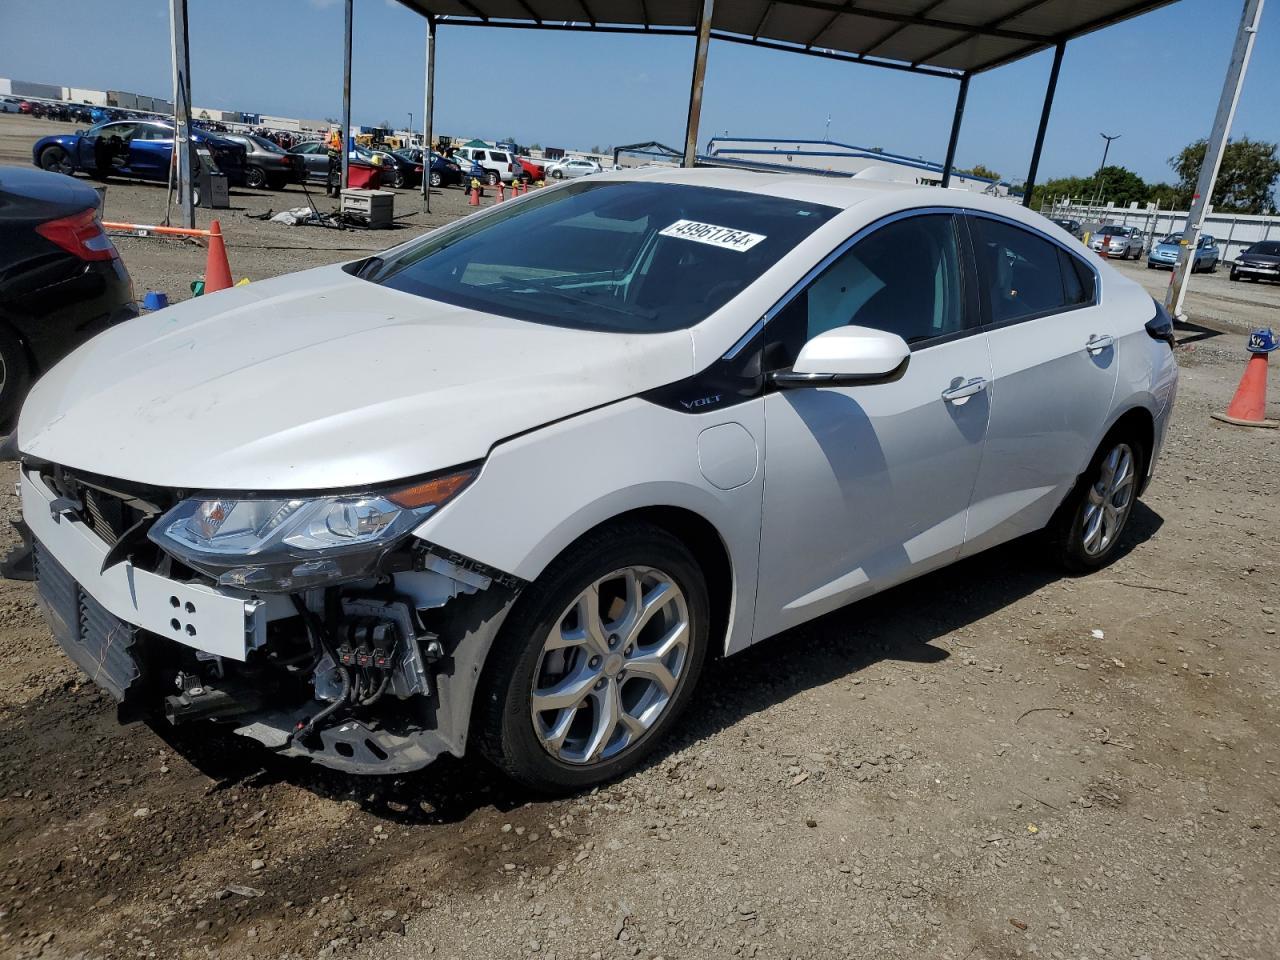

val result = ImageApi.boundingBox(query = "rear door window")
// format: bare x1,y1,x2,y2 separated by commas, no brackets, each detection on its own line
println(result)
970,216,1092,326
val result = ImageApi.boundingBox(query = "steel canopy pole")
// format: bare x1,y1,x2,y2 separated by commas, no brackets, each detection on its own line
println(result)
940,73,968,188
682,0,714,168
422,16,436,212
1166,0,1265,320
341,0,353,192
169,0,194,228
1023,41,1065,208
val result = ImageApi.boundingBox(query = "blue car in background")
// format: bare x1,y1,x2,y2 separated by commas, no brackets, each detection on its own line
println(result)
1147,233,1219,272
32,119,247,187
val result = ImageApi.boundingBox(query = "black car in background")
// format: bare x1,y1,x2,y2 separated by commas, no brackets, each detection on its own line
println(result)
220,133,305,189
1230,240,1280,283
0,167,136,423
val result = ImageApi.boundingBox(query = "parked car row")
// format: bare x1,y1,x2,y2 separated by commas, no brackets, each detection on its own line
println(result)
32,120,249,189
1059,219,1279,282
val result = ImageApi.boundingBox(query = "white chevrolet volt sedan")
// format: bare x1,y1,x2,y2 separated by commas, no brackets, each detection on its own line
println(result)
10,168,1178,792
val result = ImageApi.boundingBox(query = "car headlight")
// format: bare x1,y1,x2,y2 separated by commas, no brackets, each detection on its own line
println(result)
147,466,478,592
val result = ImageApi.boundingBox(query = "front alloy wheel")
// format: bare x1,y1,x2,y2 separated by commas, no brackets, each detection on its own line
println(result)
531,567,690,765
476,523,709,793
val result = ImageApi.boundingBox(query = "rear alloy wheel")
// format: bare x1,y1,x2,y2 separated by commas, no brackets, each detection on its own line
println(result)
429,170,442,188
1046,437,1144,573
476,523,709,793
39,145,73,175
245,165,267,189
392,169,407,189
485,171,500,186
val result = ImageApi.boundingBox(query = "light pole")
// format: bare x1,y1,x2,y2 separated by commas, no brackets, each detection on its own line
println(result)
1092,133,1120,207
407,112,413,140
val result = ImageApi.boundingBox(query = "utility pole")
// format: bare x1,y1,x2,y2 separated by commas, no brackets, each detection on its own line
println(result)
1091,133,1120,207
341,0,353,192
407,112,413,139
1166,0,1265,320
169,0,194,228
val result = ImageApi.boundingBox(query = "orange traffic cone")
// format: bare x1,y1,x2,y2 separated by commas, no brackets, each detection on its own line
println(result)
468,181,480,206
1212,329,1277,428
496,182,505,203
204,220,233,294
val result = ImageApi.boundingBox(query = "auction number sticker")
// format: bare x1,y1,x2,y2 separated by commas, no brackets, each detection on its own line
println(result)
659,220,767,252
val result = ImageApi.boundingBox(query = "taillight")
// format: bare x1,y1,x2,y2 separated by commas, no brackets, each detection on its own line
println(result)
1145,299,1176,347
34,208,117,261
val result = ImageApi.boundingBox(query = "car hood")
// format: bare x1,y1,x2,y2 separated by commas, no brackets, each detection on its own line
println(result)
18,264,695,491
1240,253,1280,266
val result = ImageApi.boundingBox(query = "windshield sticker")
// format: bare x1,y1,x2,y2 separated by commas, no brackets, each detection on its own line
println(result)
659,220,767,252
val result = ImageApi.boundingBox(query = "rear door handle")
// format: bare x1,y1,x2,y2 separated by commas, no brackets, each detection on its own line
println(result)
941,377,987,403
1086,334,1115,354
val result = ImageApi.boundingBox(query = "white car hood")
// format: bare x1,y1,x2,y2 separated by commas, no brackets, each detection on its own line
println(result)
18,264,694,490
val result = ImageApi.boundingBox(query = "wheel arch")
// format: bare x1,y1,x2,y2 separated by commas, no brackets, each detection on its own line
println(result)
1102,404,1156,493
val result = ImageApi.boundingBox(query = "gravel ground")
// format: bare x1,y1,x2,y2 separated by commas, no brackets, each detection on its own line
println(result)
1,114,1279,960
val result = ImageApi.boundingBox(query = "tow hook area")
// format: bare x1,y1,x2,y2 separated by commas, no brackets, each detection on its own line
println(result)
165,671,266,724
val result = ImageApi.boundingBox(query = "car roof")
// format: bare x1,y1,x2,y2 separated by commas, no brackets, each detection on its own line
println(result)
598,165,1035,216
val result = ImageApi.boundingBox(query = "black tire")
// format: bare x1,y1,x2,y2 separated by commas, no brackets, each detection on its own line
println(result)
475,521,710,794
485,171,500,186
392,170,407,189
551,169,564,179
429,170,442,188
0,323,32,428
1230,268,1240,281
1146,261,1155,269
39,144,73,175
1044,430,1147,574
244,165,267,189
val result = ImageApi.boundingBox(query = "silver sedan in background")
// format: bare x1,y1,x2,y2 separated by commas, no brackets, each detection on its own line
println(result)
546,157,602,179
1089,225,1145,260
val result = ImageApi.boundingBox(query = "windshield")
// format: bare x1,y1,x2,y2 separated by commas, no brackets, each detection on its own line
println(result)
360,180,837,333
250,135,286,154
1099,226,1129,236
1247,241,1280,256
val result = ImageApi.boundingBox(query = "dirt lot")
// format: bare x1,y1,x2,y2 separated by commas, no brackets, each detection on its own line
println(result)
1,114,1279,960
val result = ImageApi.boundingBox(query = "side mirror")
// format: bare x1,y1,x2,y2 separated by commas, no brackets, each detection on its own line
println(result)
773,325,910,388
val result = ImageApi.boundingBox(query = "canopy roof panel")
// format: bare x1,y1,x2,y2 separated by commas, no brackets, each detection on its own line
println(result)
397,0,1177,75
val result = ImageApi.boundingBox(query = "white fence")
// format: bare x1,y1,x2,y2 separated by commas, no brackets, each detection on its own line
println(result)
1045,199,1280,261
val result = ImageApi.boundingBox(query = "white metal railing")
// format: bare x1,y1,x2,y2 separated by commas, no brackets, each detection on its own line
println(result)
1042,197,1279,261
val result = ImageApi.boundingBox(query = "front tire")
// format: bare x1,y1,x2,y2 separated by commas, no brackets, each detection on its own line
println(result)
0,323,32,428
475,522,710,794
551,169,563,179
429,170,442,188
485,171,500,186
1045,434,1146,574
245,165,267,189
39,145,74,175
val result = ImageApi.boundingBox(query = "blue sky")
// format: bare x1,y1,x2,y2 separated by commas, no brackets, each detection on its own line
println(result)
2,0,1277,184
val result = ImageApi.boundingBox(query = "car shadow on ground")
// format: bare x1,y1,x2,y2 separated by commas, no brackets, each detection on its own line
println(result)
145,503,1164,824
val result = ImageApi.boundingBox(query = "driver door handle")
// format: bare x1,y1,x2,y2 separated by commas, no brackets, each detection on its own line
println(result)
1085,334,1115,354
941,377,987,403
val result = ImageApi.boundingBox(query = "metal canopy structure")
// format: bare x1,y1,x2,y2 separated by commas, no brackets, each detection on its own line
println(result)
394,0,1175,76
388,0,1177,208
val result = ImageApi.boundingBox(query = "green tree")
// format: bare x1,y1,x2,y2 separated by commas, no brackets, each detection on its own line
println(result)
956,163,1001,181
1029,165,1149,209
1146,181,1187,210
1170,137,1280,213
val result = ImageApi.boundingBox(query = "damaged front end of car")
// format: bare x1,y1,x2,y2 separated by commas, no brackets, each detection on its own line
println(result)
10,460,525,775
